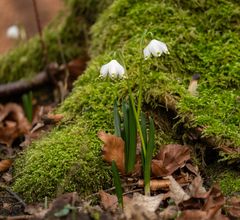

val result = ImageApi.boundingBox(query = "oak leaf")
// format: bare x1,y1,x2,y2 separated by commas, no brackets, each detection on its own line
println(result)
98,131,125,174
0,159,12,172
226,196,240,218
151,144,190,177
99,190,118,211
0,103,30,146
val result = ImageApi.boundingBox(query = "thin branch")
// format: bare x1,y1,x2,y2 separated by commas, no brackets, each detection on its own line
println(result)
0,64,59,98
0,215,34,220
0,185,26,208
31,0,48,64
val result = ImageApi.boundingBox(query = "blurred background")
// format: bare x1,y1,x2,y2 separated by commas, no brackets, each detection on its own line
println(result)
0,0,64,54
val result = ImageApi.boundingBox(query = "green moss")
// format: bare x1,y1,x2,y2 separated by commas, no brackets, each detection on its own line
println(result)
13,0,240,201
205,163,240,195
14,118,112,201
219,171,240,195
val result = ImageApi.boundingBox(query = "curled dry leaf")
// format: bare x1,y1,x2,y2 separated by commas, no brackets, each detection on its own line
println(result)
151,144,191,177
203,184,225,212
67,58,88,79
188,175,207,198
225,196,240,218
98,131,125,174
124,193,164,220
167,175,190,205
41,113,64,125
99,190,118,212
179,183,227,220
158,205,178,220
0,103,31,146
0,159,12,172
2,172,13,183
185,163,199,176
178,209,229,220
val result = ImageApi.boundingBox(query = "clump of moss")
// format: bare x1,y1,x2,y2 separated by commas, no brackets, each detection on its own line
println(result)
219,171,240,195
207,164,240,195
13,0,240,201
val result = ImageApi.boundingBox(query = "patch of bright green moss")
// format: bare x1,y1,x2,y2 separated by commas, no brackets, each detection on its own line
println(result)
219,171,240,195
13,0,240,201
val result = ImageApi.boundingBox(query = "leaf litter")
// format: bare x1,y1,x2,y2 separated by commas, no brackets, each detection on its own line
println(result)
95,132,240,220
0,66,239,219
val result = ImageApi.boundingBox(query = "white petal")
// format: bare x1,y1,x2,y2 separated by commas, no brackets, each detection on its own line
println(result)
100,63,109,78
158,41,169,54
148,40,162,57
110,60,125,78
116,64,125,78
6,25,20,39
109,60,118,78
143,46,151,59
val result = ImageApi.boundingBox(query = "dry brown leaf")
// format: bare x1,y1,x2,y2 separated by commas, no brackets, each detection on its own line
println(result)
185,163,199,176
188,175,207,198
179,198,203,210
225,196,240,218
177,210,209,220
178,208,229,220
158,205,178,220
203,184,225,211
2,172,13,183
124,193,164,220
99,190,118,212
67,58,88,79
0,159,12,172
167,175,190,205
42,113,64,124
0,103,31,146
25,204,47,216
151,144,190,177
98,131,125,174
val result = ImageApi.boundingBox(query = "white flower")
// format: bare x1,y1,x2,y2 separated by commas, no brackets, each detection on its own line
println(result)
143,39,169,59
6,25,20,39
100,60,125,79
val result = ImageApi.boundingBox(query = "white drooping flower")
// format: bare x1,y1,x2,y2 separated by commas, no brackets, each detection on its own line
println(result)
100,60,125,79
6,25,20,39
143,39,169,59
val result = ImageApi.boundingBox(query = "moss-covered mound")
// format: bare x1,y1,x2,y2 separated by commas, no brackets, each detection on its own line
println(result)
12,0,240,201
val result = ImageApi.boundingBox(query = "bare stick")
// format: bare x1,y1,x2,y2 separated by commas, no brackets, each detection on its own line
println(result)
0,64,59,97
31,0,48,64
0,215,35,220
0,185,26,208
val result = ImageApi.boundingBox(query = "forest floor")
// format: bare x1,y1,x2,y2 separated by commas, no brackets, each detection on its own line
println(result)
0,1,240,219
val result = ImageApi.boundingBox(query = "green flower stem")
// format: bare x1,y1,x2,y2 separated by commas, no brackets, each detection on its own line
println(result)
137,30,147,119
119,51,146,157
127,80,146,158
144,117,155,196
137,61,143,119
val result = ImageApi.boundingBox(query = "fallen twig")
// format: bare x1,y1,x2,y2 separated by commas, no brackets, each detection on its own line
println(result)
0,185,27,208
0,63,59,98
0,215,34,220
